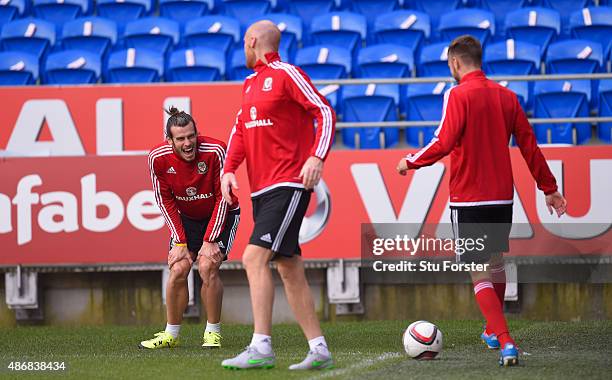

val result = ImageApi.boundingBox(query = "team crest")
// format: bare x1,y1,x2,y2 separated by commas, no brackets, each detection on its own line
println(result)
250,106,257,120
262,77,273,91
186,187,197,196
197,161,208,174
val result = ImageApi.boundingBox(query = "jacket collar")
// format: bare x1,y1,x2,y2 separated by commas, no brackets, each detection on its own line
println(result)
254,51,281,72
460,69,486,84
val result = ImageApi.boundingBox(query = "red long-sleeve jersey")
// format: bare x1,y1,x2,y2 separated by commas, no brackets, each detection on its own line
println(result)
223,52,336,197
148,136,239,244
406,70,558,206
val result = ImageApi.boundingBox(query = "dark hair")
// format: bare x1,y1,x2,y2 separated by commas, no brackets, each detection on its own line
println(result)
165,106,197,139
448,35,482,67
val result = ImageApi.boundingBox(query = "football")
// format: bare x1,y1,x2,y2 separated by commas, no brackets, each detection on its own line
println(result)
403,321,443,359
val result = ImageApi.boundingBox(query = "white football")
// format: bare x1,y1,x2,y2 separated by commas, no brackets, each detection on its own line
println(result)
402,320,443,359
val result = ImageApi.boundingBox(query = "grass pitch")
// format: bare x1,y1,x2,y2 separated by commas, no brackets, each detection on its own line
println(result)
2,320,611,379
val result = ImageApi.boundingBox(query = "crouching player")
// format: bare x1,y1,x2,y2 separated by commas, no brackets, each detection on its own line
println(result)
141,107,240,349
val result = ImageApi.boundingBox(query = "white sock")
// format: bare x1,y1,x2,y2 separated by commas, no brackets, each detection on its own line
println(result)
250,333,272,355
165,323,181,339
308,336,330,356
205,322,221,334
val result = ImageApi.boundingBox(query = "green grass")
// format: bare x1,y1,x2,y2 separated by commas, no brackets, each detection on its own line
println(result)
2,320,611,379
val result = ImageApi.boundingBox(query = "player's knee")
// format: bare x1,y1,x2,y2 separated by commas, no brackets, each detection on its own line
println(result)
170,260,191,280
242,248,268,269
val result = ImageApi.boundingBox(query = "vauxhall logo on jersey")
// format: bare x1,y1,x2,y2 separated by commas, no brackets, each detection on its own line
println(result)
175,186,213,202
245,106,273,129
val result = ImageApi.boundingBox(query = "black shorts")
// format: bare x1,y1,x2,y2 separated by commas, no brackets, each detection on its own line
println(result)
169,208,241,261
450,205,513,264
249,187,311,259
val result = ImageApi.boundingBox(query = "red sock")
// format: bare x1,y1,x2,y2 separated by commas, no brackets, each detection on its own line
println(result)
474,281,515,347
485,264,507,335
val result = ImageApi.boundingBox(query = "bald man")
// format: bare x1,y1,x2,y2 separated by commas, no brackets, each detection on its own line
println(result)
220,21,336,370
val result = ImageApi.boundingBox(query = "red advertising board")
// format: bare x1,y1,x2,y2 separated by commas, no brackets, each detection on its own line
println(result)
1,146,611,265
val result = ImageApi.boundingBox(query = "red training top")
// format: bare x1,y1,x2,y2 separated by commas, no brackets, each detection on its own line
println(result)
224,51,336,197
405,70,558,207
148,136,239,244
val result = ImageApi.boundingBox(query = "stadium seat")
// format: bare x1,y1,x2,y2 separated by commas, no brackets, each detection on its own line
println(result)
222,0,270,27
167,47,225,82
373,10,430,54
533,80,591,144
479,0,527,37
1,0,27,17
227,48,252,80
410,0,461,34
159,0,213,24
350,0,398,32
342,83,401,149
484,39,541,109
42,48,100,84
1,18,55,59
418,42,450,77
184,16,240,56
0,50,39,84
295,44,351,110
438,8,495,46
357,43,414,78
0,6,17,30
32,0,89,36
505,7,560,57
288,0,335,36
123,17,180,55
310,12,366,56
546,39,604,107
598,80,612,143
61,17,117,56
541,0,590,36
97,0,153,34
247,13,302,63
104,47,164,83
405,82,448,147
569,7,612,60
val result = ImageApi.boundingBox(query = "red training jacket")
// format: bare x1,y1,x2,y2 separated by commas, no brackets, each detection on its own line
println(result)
148,136,239,244
224,52,336,197
405,70,558,207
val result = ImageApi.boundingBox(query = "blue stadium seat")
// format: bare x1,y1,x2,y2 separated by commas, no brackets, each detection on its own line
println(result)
123,17,180,55
533,80,591,144
167,47,225,82
541,0,590,36
43,48,100,84
0,50,39,84
184,16,240,56
405,82,449,147
222,0,270,27
418,42,450,77
570,7,612,60
105,47,164,83
351,0,398,32
310,12,366,56
295,44,351,110
32,0,89,36
247,13,302,63
288,0,335,36
159,0,213,24
480,0,527,37
357,43,414,78
61,17,117,56
97,0,153,34
342,83,400,149
598,80,612,143
373,10,430,54
1,0,27,17
438,8,495,46
409,0,461,35
1,18,55,59
484,39,540,109
505,7,560,57
0,6,18,29
546,39,603,107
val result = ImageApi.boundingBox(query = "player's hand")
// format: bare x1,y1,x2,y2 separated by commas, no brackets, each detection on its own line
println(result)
168,245,192,269
221,173,239,204
300,156,323,190
397,158,410,176
545,191,567,217
199,241,223,264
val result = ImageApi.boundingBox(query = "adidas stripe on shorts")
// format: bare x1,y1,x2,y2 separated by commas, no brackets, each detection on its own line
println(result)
249,187,311,258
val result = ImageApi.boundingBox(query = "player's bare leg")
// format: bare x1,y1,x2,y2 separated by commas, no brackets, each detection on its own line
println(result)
199,257,223,324
242,244,275,335
276,255,322,339
166,258,192,325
